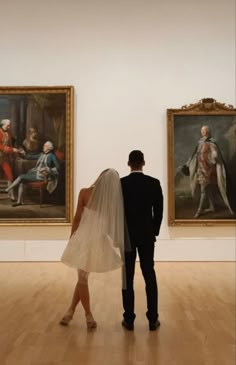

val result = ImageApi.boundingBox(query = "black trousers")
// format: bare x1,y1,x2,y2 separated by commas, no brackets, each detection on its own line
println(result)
122,241,158,324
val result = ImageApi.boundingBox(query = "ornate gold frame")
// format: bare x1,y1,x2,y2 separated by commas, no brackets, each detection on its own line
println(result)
167,98,236,226
0,86,74,225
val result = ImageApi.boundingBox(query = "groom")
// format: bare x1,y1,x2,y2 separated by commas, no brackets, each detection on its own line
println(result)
121,150,163,331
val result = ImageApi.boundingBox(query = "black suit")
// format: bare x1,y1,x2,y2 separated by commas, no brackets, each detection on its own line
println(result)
121,172,163,324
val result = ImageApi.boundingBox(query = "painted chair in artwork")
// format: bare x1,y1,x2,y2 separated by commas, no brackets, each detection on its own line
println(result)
23,179,48,207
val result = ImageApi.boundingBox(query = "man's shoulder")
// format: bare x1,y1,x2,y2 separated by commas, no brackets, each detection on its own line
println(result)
208,137,217,144
121,173,160,184
121,173,142,181
47,152,58,160
121,174,129,181
143,174,160,184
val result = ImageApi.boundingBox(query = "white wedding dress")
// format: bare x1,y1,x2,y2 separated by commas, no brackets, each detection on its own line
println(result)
61,169,125,274
61,207,123,272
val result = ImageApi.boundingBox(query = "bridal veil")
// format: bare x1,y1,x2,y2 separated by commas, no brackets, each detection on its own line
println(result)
61,168,128,287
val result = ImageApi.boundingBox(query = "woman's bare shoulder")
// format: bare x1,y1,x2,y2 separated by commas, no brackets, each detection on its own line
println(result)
79,187,94,205
79,186,93,194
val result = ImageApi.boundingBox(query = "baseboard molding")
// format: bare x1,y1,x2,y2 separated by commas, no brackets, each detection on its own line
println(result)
0,239,235,261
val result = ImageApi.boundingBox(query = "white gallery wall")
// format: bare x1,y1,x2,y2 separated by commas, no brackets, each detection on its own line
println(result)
0,0,235,261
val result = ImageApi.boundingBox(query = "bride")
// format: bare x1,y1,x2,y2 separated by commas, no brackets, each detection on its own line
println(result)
60,168,126,329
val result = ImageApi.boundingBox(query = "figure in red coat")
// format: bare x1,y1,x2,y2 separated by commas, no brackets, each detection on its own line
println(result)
0,119,20,200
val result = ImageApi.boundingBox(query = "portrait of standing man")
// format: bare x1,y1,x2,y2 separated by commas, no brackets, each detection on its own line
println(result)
121,150,163,331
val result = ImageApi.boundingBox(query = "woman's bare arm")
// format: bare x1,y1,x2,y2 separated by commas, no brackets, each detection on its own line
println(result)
70,189,85,237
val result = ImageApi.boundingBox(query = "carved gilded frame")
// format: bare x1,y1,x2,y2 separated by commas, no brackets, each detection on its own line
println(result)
167,98,236,226
0,86,73,225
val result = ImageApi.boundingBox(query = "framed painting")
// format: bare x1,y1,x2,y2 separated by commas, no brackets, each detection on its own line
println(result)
0,86,73,225
167,98,236,226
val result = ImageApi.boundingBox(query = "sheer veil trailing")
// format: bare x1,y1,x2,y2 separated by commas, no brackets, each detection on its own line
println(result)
61,168,129,288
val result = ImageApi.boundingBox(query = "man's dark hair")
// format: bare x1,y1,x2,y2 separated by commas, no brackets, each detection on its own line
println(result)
128,150,144,168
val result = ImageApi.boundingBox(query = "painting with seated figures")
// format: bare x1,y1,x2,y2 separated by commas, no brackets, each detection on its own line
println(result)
0,86,73,225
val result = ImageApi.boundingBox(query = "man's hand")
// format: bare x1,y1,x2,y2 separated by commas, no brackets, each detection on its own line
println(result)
41,168,50,176
13,148,20,153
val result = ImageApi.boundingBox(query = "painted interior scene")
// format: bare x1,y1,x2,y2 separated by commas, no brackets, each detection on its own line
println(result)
0,92,67,220
174,115,236,220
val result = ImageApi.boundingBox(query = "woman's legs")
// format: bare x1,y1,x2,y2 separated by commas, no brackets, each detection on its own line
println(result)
77,270,97,329
68,281,81,313
60,276,81,325
77,270,91,314
60,270,96,329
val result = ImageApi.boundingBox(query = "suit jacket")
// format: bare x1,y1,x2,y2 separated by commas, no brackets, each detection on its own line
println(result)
121,172,163,245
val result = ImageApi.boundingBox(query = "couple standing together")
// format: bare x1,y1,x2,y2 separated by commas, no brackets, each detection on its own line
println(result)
60,150,163,331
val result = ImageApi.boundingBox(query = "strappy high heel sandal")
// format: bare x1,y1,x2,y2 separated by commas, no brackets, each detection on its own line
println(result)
86,313,97,330
59,310,75,326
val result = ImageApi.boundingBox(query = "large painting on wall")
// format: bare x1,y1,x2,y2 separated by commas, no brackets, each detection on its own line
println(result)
0,86,73,225
167,98,236,226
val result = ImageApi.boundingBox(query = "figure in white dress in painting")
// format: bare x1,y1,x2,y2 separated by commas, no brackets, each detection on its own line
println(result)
60,168,127,329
